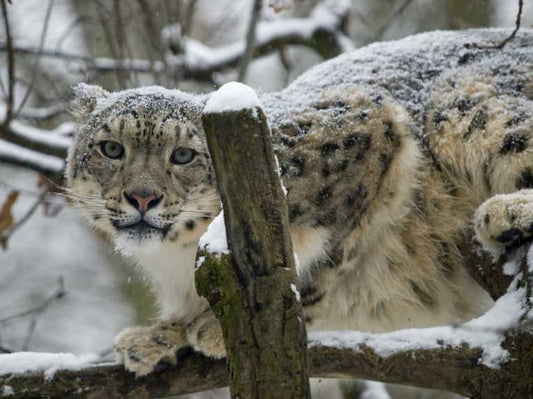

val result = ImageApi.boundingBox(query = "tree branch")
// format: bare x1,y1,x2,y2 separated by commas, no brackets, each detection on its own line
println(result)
0,1,351,84
238,0,262,82
0,340,503,398
12,0,55,119
0,0,14,128
0,139,65,177
468,0,523,50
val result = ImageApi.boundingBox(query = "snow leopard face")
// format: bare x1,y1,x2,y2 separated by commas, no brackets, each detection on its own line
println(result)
67,84,219,251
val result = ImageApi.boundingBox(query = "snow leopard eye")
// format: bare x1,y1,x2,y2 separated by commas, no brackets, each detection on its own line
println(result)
99,140,124,159
171,147,196,165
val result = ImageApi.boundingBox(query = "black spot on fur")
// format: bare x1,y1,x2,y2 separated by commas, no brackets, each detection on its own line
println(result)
500,131,529,154
343,133,371,161
455,97,476,114
185,220,195,230
383,121,395,141
321,142,339,156
288,204,302,222
298,122,312,135
356,110,369,122
315,210,337,226
321,164,330,178
505,113,526,128
315,186,332,206
289,156,305,177
334,159,349,173
103,124,111,133
379,153,391,171
516,168,533,189
372,94,384,107
484,213,490,225
313,100,349,116
344,183,368,210
432,110,447,128
280,136,297,147
464,106,488,139
457,51,477,66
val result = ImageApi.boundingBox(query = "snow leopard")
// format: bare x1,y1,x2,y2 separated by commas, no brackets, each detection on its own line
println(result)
67,29,533,377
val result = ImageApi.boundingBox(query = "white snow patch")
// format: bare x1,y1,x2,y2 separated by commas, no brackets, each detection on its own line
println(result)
196,255,205,269
290,283,300,302
0,352,98,380
204,82,262,114
361,381,390,399
309,284,527,368
198,211,229,254
1,386,14,396
293,253,300,276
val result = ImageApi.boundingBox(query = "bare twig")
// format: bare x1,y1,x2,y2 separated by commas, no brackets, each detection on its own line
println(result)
54,15,87,53
364,0,413,45
468,0,523,50
135,0,166,85
13,0,55,119
183,0,197,37
95,0,124,87
19,103,68,121
1,191,46,247
0,276,65,325
238,0,262,82
1,0,14,129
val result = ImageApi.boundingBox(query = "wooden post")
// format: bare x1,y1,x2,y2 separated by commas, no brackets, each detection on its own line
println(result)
196,83,311,398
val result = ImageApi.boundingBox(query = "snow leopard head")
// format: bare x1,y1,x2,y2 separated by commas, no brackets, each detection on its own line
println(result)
67,84,220,252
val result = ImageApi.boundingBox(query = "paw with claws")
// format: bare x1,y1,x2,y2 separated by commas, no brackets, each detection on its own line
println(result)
474,190,533,256
114,320,188,376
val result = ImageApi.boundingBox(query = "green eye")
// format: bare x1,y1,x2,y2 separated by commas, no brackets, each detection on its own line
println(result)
171,147,196,165
100,141,124,159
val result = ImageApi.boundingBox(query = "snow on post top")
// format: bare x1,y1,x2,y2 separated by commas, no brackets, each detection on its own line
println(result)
204,82,262,114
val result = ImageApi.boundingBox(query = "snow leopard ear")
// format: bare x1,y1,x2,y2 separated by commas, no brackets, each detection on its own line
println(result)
70,83,109,122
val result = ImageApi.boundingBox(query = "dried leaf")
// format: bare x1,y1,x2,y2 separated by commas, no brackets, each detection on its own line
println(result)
0,191,19,250
268,0,293,12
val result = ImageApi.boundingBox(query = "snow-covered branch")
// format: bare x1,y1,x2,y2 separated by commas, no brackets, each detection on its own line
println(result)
3,242,527,398
0,337,508,398
0,1,352,85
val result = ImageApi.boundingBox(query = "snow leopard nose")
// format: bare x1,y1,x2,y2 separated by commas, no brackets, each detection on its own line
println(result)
124,191,162,213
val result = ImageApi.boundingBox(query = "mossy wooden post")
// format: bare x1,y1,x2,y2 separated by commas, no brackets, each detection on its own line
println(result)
196,83,311,399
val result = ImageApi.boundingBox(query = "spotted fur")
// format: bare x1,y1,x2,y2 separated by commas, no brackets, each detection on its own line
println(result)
67,29,533,376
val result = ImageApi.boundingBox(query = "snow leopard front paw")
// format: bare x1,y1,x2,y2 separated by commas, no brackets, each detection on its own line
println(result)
114,320,188,376
474,190,533,257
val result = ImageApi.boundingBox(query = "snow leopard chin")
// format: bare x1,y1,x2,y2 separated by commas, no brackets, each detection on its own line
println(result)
113,229,169,258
